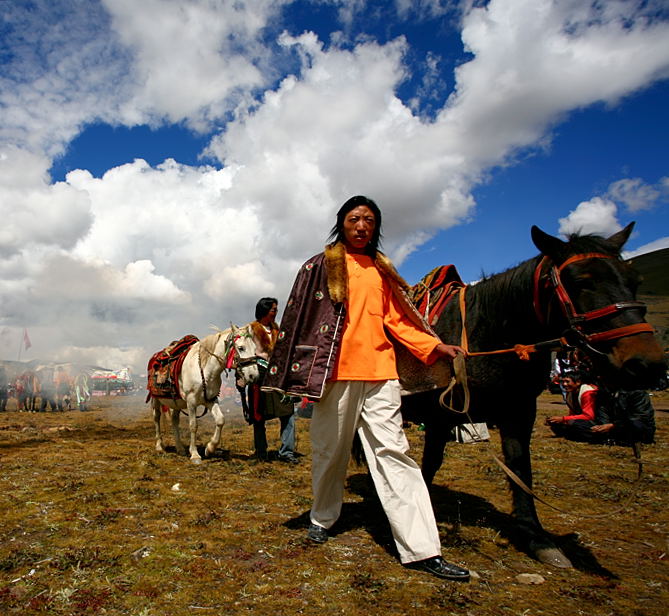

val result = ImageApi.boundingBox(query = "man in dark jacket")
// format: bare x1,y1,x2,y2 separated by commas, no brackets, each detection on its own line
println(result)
593,389,656,445
263,195,469,582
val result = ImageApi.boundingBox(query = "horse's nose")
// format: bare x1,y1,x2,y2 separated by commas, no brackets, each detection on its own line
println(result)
620,356,667,390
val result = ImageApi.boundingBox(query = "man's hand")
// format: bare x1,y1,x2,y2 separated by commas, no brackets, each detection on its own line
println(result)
545,416,566,425
434,343,467,360
591,423,614,433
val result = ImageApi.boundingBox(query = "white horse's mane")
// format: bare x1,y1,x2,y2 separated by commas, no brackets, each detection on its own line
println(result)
199,330,224,357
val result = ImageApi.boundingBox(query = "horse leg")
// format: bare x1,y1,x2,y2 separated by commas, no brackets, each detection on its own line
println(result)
205,402,225,457
187,403,202,464
170,408,187,457
153,400,166,453
497,401,572,569
422,415,451,486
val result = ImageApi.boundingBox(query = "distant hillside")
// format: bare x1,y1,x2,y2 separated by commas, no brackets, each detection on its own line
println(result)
628,247,669,348
628,247,669,296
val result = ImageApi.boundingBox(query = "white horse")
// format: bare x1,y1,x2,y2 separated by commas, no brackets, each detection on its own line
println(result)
151,325,260,464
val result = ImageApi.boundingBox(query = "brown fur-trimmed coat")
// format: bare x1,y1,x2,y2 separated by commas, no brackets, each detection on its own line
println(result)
262,242,452,400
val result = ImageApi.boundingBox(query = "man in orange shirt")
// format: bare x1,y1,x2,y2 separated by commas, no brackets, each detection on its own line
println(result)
263,196,469,581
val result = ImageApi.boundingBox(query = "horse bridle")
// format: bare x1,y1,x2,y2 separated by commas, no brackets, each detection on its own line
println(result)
532,252,654,356
194,329,261,407
222,330,262,376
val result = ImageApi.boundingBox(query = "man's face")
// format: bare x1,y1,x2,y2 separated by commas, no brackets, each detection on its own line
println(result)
342,205,376,253
260,303,278,324
561,377,579,392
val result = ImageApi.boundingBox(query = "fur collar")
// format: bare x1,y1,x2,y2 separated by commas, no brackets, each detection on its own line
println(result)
250,320,278,354
324,242,410,304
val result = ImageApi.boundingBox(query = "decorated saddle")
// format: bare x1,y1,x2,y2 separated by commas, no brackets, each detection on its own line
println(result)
395,264,464,396
408,264,464,327
146,335,199,401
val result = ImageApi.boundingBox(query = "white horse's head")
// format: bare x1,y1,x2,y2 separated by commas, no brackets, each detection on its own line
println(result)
225,324,260,386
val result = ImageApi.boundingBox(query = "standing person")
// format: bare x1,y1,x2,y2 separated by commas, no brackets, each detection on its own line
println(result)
241,297,299,463
263,195,469,581
0,365,8,412
545,370,598,441
15,374,27,411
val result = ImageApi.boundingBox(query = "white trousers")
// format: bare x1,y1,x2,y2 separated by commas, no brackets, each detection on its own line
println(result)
310,380,442,563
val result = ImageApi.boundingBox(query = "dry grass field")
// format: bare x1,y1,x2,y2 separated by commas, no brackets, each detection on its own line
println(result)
0,390,667,616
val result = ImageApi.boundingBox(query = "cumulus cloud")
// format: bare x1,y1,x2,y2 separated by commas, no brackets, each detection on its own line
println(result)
1,0,669,375
558,197,622,237
103,0,285,130
607,177,664,212
443,0,669,167
0,147,93,256
0,0,286,155
0,0,131,156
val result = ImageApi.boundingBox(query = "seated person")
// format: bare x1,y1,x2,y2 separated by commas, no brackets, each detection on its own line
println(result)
592,389,656,445
545,370,598,442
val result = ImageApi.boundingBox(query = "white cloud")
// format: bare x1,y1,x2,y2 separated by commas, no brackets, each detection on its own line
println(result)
55,344,146,374
607,177,663,212
0,147,93,256
623,236,669,259
558,197,622,237
33,255,189,304
443,0,669,166
103,0,284,130
1,0,669,374
0,0,286,155
0,1,131,156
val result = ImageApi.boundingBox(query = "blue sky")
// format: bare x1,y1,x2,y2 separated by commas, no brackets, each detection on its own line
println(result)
1,0,668,373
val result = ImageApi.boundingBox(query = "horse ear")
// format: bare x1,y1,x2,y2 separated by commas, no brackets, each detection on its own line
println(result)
606,222,634,252
531,225,567,260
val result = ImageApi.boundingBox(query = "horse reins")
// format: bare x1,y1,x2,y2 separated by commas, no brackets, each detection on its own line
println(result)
197,346,220,406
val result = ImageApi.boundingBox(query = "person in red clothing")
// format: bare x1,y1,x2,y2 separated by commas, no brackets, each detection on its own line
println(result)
263,195,469,582
545,370,598,441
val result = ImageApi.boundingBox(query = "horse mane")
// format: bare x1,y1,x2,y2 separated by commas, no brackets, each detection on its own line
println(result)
563,231,624,257
472,258,540,330
199,332,223,356
469,230,624,334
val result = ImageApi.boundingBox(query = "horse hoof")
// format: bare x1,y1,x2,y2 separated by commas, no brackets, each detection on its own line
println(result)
190,458,203,465
533,545,573,569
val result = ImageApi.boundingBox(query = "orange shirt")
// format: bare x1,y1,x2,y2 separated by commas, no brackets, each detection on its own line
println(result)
331,252,440,381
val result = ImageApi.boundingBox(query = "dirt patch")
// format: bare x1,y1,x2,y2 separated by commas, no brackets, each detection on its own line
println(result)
0,391,667,615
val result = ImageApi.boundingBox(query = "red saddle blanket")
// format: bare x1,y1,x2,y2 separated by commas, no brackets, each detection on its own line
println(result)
146,335,199,401
408,264,464,327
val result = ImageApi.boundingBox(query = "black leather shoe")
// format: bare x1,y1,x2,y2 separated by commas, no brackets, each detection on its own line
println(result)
306,523,328,543
405,556,470,581
278,453,300,464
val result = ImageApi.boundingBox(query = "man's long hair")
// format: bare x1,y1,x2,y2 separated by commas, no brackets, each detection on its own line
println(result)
255,297,278,321
328,195,383,257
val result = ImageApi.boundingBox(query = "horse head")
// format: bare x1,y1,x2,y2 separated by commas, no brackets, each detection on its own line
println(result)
531,223,666,390
225,324,261,386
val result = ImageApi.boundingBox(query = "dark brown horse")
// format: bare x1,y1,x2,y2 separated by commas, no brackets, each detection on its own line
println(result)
402,223,666,568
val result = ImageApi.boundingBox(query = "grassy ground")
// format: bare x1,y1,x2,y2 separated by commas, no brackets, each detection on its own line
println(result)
0,390,667,615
